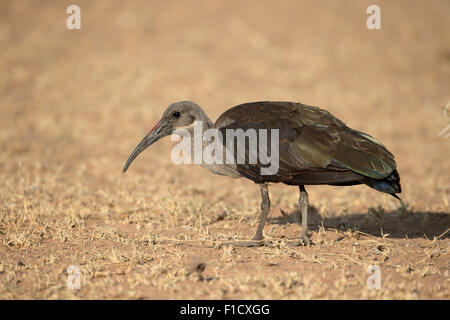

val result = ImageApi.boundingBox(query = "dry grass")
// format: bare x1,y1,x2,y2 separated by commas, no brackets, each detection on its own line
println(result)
0,0,449,299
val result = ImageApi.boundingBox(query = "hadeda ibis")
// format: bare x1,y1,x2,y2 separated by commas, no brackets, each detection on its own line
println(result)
123,101,401,246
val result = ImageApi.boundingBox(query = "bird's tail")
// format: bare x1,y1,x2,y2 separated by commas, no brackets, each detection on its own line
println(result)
362,169,402,200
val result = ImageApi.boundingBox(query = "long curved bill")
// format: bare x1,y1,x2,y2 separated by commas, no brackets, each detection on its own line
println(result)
122,122,171,173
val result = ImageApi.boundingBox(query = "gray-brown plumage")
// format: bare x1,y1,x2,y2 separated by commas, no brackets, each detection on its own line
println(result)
123,101,402,246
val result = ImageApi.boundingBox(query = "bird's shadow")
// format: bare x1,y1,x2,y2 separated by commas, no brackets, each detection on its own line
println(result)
270,205,450,240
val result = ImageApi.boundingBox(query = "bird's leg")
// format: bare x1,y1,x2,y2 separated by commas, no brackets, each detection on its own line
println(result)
290,185,313,246
232,183,271,247
253,183,270,240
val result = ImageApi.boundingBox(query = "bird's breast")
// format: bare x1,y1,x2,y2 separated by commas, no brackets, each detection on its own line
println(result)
198,162,242,179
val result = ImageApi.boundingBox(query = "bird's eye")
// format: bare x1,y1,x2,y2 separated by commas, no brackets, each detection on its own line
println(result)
172,111,181,118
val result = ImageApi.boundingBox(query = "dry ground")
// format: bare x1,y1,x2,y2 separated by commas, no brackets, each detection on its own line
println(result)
0,0,449,299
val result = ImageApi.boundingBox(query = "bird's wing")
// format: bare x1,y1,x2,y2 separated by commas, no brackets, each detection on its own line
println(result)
332,128,396,179
215,101,396,183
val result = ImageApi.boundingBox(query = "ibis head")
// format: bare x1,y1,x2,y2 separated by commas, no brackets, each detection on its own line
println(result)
122,101,212,173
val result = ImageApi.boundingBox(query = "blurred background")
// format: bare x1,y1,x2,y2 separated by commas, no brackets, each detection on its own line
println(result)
1,0,448,209
0,0,449,299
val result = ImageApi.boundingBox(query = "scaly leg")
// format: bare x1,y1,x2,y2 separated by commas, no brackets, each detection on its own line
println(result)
233,183,271,247
290,185,313,246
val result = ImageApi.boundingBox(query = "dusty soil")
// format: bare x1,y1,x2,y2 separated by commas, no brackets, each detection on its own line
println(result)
0,0,449,299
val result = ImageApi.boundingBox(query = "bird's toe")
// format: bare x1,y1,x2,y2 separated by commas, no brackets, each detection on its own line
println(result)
226,239,273,247
288,237,314,247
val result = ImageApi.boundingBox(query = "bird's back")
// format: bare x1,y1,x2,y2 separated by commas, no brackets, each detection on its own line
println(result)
215,101,401,195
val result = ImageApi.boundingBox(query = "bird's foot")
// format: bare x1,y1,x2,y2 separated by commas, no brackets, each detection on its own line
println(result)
226,237,272,247
288,235,314,247
231,240,265,247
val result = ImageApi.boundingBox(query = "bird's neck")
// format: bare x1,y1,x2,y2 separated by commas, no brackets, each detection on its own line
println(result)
171,118,240,178
185,116,214,135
